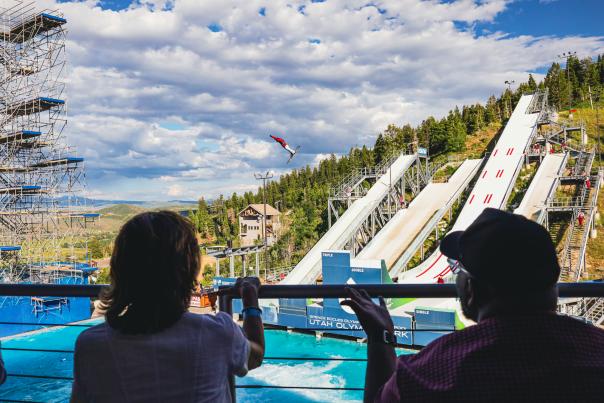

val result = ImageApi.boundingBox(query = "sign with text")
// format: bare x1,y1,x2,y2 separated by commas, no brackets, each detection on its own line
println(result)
306,306,412,343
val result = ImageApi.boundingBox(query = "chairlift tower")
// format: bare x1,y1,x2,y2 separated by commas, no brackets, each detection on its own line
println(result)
0,1,96,283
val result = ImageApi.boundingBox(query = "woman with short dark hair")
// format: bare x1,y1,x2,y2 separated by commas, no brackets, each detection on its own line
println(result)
71,211,264,403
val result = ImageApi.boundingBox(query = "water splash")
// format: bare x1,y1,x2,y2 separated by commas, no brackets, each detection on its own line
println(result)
240,359,360,403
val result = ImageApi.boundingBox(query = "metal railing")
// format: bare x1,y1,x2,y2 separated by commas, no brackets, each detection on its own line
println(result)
1,283,604,402
329,151,410,199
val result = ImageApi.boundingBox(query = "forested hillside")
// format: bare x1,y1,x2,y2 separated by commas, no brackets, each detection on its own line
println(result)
189,54,604,271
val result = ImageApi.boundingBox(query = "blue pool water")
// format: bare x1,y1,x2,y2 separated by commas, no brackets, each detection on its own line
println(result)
0,322,414,402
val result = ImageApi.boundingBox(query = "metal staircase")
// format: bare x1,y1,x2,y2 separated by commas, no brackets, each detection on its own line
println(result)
558,296,604,326
527,89,548,114
584,298,604,326
553,174,600,281
570,150,595,178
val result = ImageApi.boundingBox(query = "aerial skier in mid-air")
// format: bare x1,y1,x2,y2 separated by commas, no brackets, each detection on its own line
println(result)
270,134,299,163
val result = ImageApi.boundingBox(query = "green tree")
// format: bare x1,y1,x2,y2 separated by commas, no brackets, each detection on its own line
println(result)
445,112,466,152
485,95,500,124
89,238,103,259
96,267,110,284
373,133,390,163
527,74,537,91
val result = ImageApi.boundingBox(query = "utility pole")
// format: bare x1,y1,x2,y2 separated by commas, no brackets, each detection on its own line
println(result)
588,85,594,110
254,171,273,282
389,154,392,217
558,51,576,113
504,80,515,119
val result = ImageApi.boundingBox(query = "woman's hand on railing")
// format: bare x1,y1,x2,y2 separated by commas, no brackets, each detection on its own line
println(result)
235,277,261,309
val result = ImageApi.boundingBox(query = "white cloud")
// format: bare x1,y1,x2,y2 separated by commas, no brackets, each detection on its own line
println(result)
28,0,604,200
167,184,185,197
312,153,334,166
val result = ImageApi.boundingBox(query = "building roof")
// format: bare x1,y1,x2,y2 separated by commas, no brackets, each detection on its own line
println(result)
239,203,280,217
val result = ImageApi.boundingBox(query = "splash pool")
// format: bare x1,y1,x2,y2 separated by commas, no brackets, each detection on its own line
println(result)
0,321,414,402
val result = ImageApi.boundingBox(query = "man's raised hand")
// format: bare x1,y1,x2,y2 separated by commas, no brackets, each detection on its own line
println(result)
340,287,394,341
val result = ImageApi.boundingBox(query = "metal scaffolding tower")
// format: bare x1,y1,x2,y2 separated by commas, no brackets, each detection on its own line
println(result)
0,1,96,283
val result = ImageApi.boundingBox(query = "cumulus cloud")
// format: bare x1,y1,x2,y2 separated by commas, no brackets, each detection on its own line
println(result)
29,0,604,200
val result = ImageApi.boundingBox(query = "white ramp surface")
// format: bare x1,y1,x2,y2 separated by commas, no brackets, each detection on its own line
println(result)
281,153,417,285
357,159,481,270
514,153,566,221
399,94,540,283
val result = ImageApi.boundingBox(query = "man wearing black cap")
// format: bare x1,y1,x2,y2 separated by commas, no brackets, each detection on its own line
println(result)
342,208,604,403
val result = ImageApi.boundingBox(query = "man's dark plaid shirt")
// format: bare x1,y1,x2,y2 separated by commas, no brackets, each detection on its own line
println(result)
375,313,604,402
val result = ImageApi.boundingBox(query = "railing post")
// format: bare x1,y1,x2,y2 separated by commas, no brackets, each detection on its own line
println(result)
219,293,236,402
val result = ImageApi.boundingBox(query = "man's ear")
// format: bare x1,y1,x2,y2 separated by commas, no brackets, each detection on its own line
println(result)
465,276,476,308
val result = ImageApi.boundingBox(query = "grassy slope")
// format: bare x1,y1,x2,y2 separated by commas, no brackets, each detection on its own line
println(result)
95,204,146,233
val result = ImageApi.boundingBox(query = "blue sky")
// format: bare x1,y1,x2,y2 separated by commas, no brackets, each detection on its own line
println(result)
475,0,603,38
41,0,604,201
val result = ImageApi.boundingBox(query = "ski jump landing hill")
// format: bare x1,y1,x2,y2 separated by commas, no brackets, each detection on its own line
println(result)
357,158,482,271
248,92,565,345
281,153,417,285
514,153,567,222
398,94,541,284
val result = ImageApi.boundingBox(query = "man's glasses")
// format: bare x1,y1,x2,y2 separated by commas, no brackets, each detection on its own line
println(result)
447,258,471,276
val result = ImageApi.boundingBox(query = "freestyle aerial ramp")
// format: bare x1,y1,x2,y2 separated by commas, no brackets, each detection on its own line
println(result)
357,159,482,272
281,153,417,285
398,94,541,283
514,153,567,222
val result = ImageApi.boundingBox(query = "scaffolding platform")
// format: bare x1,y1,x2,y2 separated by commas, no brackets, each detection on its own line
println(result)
0,185,42,194
0,166,30,173
68,212,100,225
16,141,51,150
69,213,100,218
4,13,66,44
32,261,97,276
0,130,41,144
31,157,84,168
0,246,21,252
5,97,64,117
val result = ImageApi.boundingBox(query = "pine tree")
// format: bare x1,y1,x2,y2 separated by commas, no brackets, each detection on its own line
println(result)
445,112,466,152
528,74,537,91
373,133,389,163
428,118,447,155
195,197,213,238
545,62,560,109
485,95,500,124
